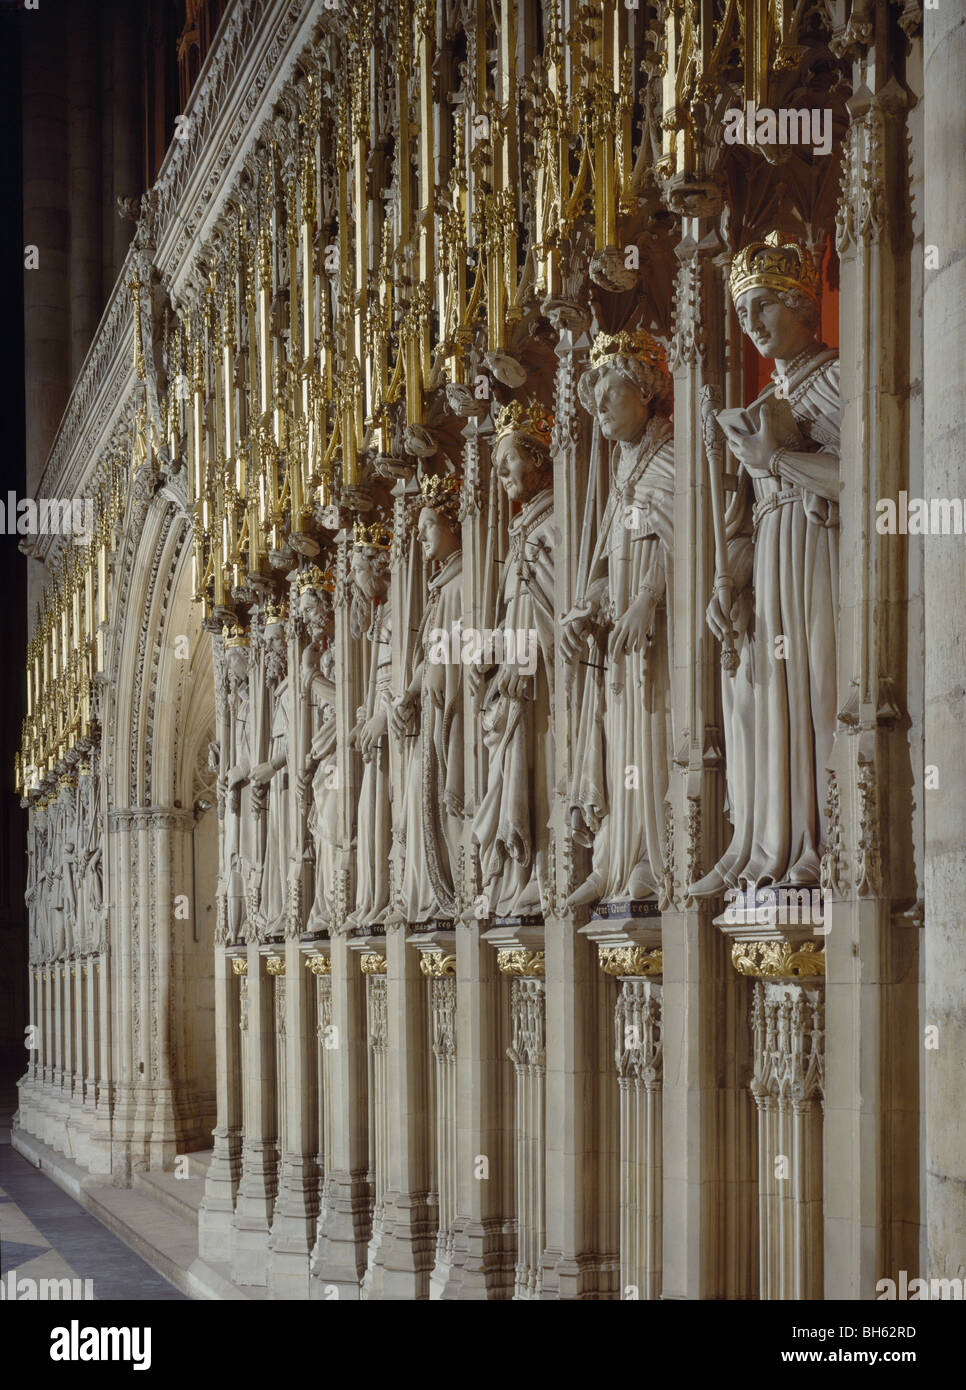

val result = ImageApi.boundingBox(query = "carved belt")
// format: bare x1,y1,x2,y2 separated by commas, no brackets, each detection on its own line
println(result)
752,487,800,533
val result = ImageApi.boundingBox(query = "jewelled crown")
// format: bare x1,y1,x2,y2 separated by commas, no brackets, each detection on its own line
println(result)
494,399,554,450
729,231,820,307
296,563,335,594
263,599,288,627
352,519,393,550
589,328,668,372
222,621,250,649
419,472,461,506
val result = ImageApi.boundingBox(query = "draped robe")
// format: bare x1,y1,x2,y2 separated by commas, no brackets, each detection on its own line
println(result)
257,675,292,934
400,550,464,922
713,349,840,888
307,664,338,931
225,679,255,938
473,487,554,918
348,602,393,927
570,416,675,903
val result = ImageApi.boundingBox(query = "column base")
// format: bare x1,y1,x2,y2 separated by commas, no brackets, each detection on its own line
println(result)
310,1168,371,1299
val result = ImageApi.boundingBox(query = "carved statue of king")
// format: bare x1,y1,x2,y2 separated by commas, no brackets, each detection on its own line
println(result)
561,329,675,911
391,474,465,923
472,400,555,920
692,233,840,894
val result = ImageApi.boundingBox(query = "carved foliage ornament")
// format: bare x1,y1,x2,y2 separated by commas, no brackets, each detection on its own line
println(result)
731,940,826,981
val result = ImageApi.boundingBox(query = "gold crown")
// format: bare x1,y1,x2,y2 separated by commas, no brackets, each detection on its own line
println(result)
263,599,288,626
589,328,668,372
223,621,250,649
494,399,554,449
353,519,393,550
296,564,326,594
729,231,820,306
419,472,461,506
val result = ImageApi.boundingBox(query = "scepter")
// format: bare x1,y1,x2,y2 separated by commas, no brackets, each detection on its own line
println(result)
701,384,738,676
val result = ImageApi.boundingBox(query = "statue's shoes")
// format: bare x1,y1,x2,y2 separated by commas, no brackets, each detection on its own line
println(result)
626,861,657,898
565,872,603,910
688,864,729,897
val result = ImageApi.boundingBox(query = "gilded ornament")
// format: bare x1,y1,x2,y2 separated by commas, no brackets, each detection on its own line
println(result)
497,950,546,977
419,952,457,978
589,328,669,373
222,622,250,649
730,940,826,981
493,399,554,449
360,952,388,975
266,955,286,975
306,955,332,976
230,957,248,975
352,519,393,550
728,232,821,307
598,946,663,978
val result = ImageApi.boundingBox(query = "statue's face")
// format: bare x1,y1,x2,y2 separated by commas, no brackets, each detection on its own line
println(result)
593,369,650,442
494,436,545,503
417,507,459,564
736,287,814,362
351,550,377,600
264,625,286,656
227,647,249,682
299,590,321,624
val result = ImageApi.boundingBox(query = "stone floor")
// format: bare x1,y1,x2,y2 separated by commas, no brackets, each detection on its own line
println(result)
0,1084,185,1301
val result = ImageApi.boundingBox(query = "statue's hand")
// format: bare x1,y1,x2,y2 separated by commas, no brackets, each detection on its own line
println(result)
390,692,417,740
359,710,387,757
609,589,656,662
498,670,532,701
560,598,595,664
250,760,275,786
719,398,802,477
706,575,737,643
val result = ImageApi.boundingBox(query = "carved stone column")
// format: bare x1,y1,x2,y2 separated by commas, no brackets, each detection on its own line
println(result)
306,951,333,1259
90,951,112,1175
543,311,619,1298
268,938,319,1298
824,19,921,1296
362,930,434,1299
150,809,197,1166
310,931,371,1299
359,949,389,1298
599,946,663,1300
923,0,966,1283
42,964,52,1091
230,947,278,1285
732,943,826,1300
439,422,515,1302
501,950,546,1300
440,921,514,1300
663,189,755,1300
310,538,372,1298
52,961,64,1138
199,946,243,1262
414,947,457,1298
69,961,87,1153
61,960,75,1146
